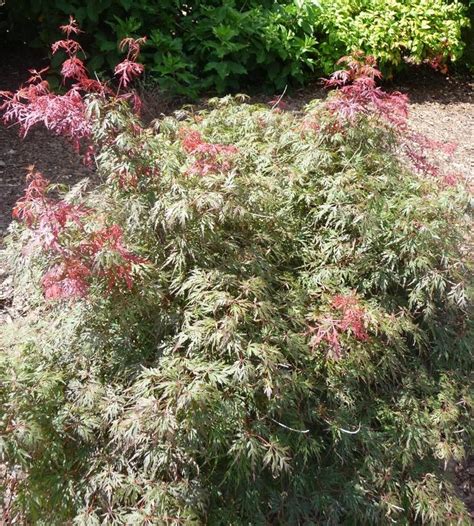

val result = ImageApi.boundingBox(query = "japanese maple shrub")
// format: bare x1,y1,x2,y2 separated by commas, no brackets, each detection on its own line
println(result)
0,24,473,525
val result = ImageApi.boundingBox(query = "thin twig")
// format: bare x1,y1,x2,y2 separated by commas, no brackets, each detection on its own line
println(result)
271,85,288,111
270,417,309,434
339,423,361,434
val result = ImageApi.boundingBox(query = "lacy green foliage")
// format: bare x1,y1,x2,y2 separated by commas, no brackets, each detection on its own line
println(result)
1,95,473,524
0,0,470,94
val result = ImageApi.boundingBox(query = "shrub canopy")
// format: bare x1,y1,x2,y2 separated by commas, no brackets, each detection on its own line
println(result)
0,43,473,523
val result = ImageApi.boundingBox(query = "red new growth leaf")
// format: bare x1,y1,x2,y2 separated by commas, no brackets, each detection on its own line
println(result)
27,67,50,84
13,169,145,298
1,65,91,152
114,60,145,88
86,225,146,290
442,172,462,187
308,293,368,359
323,54,408,128
325,53,382,87
35,202,89,252
51,39,83,56
119,37,147,61
324,55,408,128
42,259,91,299
12,167,49,225
59,16,83,38
0,18,146,163
180,129,239,176
322,53,469,189
114,37,146,88
13,167,90,252
61,57,88,82
3,18,149,300
181,129,204,153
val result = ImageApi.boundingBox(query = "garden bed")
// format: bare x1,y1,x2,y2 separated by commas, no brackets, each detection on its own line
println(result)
0,46,473,521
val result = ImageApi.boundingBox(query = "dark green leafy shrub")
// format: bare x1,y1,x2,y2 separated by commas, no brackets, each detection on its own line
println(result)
458,1,474,71
0,0,322,96
0,47,473,524
0,0,470,95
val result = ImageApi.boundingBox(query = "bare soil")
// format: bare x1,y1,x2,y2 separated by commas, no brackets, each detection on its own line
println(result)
392,69,473,180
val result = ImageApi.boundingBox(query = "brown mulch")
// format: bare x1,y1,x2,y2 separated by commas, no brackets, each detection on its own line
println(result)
392,69,473,180
0,50,473,517
453,456,474,519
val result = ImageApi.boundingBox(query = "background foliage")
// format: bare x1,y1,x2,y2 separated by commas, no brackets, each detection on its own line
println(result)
0,0,470,95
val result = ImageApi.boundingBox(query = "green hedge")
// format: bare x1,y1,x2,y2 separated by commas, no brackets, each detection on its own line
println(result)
0,0,470,94
460,1,474,71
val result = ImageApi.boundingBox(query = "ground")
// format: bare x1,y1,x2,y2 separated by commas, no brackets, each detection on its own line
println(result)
0,50,473,518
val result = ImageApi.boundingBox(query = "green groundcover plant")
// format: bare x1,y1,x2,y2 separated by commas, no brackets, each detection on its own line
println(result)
0,23,473,525
0,0,470,95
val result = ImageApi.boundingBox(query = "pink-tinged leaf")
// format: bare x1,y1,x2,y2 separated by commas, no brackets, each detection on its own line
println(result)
42,260,90,299
61,57,88,82
179,128,239,176
119,37,147,61
51,39,83,56
27,67,50,84
59,16,83,38
307,293,369,359
114,60,144,88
